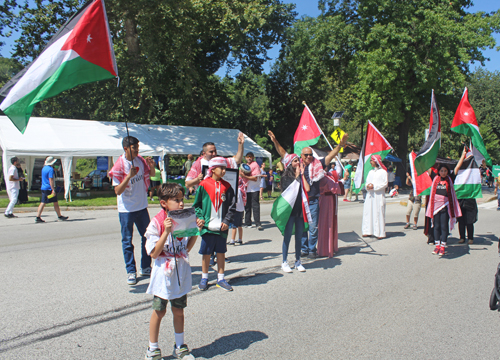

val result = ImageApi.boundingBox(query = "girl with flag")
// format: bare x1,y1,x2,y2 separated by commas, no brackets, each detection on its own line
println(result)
277,153,310,273
426,162,462,256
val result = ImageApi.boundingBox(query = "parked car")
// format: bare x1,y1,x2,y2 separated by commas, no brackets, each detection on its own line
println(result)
81,169,110,189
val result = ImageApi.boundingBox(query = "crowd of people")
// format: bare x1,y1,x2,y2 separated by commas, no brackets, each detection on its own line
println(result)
2,132,492,360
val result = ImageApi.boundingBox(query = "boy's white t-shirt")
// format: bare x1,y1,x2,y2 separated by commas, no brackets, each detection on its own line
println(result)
145,220,192,300
112,155,148,213
245,161,261,193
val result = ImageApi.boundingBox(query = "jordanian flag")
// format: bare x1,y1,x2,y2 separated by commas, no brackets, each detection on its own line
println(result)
294,105,322,155
409,151,432,196
454,147,482,199
271,179,311,235
353,120,392,193
451,87,492,166
0,0,118,133
414,89,441,175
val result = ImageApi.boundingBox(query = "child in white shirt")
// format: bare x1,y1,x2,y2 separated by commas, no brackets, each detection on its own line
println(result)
144,183,203,360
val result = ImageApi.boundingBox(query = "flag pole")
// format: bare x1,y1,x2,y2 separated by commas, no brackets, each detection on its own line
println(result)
302,101,345,171
118,79,134,167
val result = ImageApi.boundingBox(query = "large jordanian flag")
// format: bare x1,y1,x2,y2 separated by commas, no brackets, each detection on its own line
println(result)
271,179,311,235
414,90,441,175
353,120,393,192
294,104,322,155
454,146,482,199
451,87,491,166
0,0,118,133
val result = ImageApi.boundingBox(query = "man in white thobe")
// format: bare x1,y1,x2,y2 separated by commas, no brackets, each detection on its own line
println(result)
362,155,388,239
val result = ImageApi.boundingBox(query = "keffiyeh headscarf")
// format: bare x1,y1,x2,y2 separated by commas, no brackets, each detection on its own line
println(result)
282,153,299,168
204,157,228,179
371,155,387,171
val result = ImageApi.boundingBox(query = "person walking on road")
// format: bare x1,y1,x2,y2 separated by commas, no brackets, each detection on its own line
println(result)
35,157,68,223
243,152,263,230
426,163,462,256
404,172,422,230
4,157,23,218
144,183,201,360
362,155,388,239
109,136,156,285
267,130,347,259
276,153,310,273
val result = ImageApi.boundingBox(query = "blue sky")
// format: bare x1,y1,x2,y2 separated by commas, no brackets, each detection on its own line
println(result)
1,0,498,74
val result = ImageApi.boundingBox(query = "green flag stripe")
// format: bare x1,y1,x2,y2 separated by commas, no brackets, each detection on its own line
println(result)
3,56,115,133
414,140,440,175
294,136,321,156
454,184,482,199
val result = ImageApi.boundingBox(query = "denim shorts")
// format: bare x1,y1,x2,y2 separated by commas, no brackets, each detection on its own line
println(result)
230,211,243,229
199,233,227,255
152,294,187,311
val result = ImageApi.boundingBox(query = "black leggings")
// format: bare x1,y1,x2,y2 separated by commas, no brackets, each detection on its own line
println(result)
434,208,449,245
458,219,474,240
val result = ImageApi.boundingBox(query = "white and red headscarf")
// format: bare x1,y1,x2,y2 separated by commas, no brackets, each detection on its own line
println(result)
207,157,227,176
282,153,299,168
371,155,387,171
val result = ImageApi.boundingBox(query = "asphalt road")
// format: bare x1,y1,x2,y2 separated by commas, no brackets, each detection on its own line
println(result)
1,193,500,359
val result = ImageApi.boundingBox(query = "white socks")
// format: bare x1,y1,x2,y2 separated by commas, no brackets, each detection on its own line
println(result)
201,273,208,279
175,332,184,348
217,273,225,281
149,341,158,351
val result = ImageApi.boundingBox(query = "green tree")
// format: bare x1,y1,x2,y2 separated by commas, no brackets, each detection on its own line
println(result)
6,0,295,129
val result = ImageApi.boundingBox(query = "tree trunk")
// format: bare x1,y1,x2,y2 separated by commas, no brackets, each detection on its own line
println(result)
124,18,140,60
396,112,411,186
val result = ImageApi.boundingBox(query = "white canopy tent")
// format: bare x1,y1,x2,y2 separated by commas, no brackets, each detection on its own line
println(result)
0,116,272,201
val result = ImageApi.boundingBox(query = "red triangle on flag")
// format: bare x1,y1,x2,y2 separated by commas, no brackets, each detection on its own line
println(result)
364,121,392,156
294,107,322,143
451,88,478,127
61,0,117,76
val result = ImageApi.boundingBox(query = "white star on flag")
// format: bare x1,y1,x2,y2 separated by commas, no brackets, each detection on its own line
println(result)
302,125,308,131
370,142,374,146
87,34,92,43
464,112,468,116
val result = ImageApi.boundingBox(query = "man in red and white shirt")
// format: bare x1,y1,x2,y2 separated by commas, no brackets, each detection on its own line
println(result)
185,132,245,189
241,152,263,230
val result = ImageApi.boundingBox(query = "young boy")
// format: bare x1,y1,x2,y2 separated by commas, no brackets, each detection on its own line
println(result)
194,157,237,291
229,175,247,245
144,183,203,360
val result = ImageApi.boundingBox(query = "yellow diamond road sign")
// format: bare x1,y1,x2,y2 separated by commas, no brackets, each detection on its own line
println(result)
330,128,345,152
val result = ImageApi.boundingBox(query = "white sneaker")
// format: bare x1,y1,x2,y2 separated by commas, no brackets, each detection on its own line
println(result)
281,262,292,273
295,260,306,272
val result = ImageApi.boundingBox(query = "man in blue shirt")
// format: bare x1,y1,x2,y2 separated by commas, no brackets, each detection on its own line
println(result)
35,156,68,223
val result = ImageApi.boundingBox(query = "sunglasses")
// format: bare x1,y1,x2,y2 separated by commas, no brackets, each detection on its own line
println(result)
206,150,217,154
302,153,313,157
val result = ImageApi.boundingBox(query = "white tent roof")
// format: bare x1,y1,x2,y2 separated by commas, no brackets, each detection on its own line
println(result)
141,123,272,159
0,116,160,157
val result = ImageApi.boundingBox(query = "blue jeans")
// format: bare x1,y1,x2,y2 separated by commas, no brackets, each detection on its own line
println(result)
119,208,151,274
301,197,319,254
433,208,449,245
283,214,304,262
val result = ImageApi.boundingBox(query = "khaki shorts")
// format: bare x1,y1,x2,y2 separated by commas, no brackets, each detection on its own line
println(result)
406,200,421,218
152,294,187,311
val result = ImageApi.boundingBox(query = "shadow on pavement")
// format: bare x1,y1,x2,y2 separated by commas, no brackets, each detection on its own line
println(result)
188,330,268,359
229,271,283,286
303,257,342,270
241,238,272,245
338,231,363,243
225,251,280,264
386,221,407,227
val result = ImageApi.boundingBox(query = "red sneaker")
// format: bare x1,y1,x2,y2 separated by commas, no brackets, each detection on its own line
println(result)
432,245,440,255
343,199,350,202
438,246,445,256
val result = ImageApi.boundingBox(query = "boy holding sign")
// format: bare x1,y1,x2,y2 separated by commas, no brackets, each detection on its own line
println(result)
144,183,204,360
194,157,237,291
